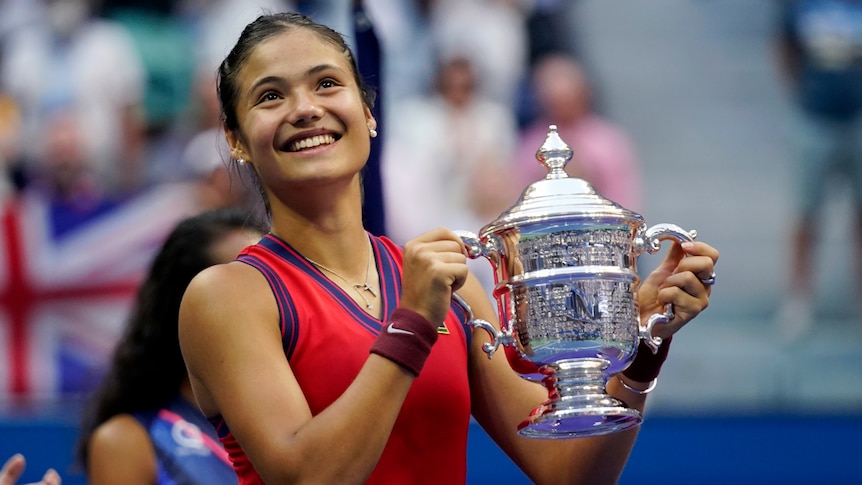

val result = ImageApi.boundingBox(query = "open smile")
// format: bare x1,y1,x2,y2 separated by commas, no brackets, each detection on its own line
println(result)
287,134,338,152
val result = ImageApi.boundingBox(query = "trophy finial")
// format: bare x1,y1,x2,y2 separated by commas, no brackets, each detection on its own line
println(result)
535,125,573,179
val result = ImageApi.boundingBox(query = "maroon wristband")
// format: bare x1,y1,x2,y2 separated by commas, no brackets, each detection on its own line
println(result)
622,336,672,383
370,308,439,376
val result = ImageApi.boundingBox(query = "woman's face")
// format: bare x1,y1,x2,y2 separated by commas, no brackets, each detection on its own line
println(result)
226,28,376,195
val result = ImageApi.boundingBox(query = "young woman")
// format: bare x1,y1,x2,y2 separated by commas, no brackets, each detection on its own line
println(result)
78,208,267,485
179,12,720,485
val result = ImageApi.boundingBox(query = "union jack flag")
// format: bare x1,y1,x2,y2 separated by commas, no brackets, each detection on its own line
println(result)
0,184,200,401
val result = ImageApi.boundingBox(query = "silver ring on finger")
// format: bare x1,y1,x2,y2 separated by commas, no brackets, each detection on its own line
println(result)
700,272,716,286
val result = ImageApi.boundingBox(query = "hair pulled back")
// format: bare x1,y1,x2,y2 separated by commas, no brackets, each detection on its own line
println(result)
217,12,377,133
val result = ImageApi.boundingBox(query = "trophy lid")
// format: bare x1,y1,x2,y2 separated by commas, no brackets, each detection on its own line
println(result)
480,125,643,235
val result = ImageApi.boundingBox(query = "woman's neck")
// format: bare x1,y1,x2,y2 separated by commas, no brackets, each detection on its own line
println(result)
268,183,369,265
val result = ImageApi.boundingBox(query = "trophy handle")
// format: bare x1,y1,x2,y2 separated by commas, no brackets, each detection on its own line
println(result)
452,230,512,358
452,293,512,359
636,223,698,354
454,230,486,259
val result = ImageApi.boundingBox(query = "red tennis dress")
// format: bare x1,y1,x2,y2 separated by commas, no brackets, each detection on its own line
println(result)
208,233,473,484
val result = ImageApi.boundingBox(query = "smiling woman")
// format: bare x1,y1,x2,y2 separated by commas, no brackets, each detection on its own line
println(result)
177,12,719,485
215,17,377,219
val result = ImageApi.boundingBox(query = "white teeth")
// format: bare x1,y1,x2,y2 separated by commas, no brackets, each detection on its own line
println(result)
290,134,335,152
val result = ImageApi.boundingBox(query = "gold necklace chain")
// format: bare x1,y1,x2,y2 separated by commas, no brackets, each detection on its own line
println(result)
306,241,377,309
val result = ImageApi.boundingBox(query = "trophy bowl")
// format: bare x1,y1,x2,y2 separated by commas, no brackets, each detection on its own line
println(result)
457,125,696,439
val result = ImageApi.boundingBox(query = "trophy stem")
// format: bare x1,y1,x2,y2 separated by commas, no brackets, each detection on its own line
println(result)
517,358,642,439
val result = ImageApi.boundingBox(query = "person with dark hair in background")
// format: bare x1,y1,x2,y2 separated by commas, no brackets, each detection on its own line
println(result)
774,0,862,340
178,12,719,484
0,454,60,485
77,207,266,485
516,53,642,212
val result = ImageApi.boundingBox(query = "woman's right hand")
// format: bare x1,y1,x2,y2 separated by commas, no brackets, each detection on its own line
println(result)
398,228,470,326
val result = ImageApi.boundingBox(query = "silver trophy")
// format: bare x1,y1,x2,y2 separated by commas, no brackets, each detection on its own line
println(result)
457,125,696,439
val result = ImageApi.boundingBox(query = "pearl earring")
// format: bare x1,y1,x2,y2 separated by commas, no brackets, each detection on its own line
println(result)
369,128,378,138
237,157,246,165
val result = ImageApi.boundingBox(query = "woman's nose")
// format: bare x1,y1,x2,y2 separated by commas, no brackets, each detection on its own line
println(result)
288,91,324,125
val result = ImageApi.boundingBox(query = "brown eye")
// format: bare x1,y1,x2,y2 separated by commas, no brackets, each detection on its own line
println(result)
257,91,280,104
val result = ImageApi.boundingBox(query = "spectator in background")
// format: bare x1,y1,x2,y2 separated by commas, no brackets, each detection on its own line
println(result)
23,111,121,240
0,94,21,199
516,53,642,212
0,454,60,485
517,0,583,127
428,0,529,110
0,0,147,196
385,54,519,240
774,0,862,341
383,54,519,292
77,207,266,485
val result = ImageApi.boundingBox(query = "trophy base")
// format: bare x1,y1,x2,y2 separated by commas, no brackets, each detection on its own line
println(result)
516,358,643,439
517,398,642,439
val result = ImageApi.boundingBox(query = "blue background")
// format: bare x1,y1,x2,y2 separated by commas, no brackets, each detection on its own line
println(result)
3,410,859,484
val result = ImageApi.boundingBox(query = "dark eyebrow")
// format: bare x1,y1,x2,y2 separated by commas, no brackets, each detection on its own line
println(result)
308,63,344,77
247,75,282,98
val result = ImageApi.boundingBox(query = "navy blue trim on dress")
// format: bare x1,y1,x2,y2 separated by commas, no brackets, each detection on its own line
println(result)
258,234,384,335
370,236,401,324
237,253,299,359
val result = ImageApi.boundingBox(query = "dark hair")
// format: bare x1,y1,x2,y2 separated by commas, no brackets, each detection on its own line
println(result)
76,207,267,471
217,11,376,132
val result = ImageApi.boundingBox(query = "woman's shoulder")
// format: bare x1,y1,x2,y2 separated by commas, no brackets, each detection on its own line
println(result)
180,260,275,337
88,414,157,483
187,259,267,300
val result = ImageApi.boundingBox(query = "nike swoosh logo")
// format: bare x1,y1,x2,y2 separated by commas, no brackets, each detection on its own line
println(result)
387,322,414,336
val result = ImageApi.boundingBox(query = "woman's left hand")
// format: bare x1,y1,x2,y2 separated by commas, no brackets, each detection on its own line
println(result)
637,240,719,340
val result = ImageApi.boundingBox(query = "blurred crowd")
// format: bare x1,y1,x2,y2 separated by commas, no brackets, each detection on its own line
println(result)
0,0,644,401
